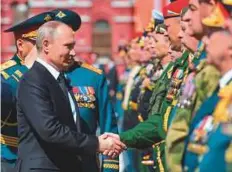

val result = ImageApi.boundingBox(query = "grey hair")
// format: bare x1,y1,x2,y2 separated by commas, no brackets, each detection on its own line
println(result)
36,21,65,52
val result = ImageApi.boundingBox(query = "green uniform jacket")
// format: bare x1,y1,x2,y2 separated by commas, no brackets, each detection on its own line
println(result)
119,51,192,171
119,62,175,172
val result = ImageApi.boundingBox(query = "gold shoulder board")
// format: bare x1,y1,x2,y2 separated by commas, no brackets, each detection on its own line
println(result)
81,63,102,75
1,60,17,71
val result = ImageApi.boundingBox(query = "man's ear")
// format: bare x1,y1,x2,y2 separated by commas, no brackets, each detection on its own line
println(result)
42,39,50,54
16,38,24,52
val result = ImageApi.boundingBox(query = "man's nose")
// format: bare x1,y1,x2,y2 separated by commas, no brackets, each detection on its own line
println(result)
70,49,76,56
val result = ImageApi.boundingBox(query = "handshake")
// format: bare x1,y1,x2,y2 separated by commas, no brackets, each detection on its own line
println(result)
98,133,126,159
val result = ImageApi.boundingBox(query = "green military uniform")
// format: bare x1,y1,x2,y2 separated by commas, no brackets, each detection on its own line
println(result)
150,50,190,172
119,49,190,171
137,60,163,170
120,61,176,147
137,59,162,122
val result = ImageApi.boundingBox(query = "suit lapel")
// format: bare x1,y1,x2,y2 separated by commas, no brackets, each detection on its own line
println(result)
32,62,76,127
33,62,69,104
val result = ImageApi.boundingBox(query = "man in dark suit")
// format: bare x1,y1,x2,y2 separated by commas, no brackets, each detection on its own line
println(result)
16,21,126,172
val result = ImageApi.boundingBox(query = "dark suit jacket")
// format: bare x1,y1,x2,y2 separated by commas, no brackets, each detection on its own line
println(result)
16,62,99,172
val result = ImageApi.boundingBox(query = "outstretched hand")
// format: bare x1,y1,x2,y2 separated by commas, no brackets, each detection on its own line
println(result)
98,133,127,159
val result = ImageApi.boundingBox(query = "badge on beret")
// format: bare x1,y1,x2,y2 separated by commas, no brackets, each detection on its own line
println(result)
44,14,52,22
56,11,66,18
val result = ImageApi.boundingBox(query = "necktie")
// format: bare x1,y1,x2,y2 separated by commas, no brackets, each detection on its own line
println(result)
57,73,69,101
57,73,81,131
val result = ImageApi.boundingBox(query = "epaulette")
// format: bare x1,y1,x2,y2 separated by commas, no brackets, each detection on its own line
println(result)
1,60,17,71
81,63,102,74
1,71,10,80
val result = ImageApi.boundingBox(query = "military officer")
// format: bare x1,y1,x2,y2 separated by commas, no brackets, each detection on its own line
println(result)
166,7,199,128
183,2,232,171
137,10,165,123
106,2,191,171
165,0,221,170
120,11,167,172
1,11,52,171
1,9,81,172
65,61,120,172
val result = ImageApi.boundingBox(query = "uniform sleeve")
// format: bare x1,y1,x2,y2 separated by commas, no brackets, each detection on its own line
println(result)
97,74,119,172
119,80,169,149
119,113,164,149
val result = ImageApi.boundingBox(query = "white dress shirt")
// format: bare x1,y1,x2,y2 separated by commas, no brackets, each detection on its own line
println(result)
219,69,232,89
37,58,77,122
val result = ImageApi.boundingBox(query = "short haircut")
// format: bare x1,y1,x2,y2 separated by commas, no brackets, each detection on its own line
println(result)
36,21,65,52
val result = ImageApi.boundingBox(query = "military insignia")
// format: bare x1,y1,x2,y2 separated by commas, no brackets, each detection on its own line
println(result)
72,87,79,94
191,116,214,143
73,86,96,109
188,115,214,154
173,69,184,79
81,63,102,74
0,134,18,148
177,72,196,108
11,74,20,82
1,60,17,71
1,71,10,79
116,92,123,100
22,30,37,39
56,11,66,19
44,14,52,21
14,70,23,78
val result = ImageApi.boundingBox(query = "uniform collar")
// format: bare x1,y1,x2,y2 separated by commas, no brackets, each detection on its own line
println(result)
36,58,60,80
13,54,24,65
219,69,232,88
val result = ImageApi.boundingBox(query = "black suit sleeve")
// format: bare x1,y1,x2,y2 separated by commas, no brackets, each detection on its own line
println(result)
17,78,99,154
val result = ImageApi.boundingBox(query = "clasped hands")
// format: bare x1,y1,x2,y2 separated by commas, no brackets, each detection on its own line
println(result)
98,133,126,159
